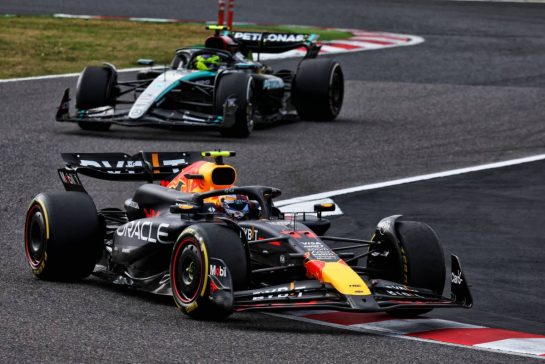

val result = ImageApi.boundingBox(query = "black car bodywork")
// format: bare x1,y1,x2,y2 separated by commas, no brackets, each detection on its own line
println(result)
25,151,472,318
56,27,345,137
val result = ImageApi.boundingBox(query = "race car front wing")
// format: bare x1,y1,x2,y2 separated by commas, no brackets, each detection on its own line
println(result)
55,88,238,128
232,255,472,313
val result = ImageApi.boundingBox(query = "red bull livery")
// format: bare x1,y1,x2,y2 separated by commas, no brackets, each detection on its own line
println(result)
24,151,472,319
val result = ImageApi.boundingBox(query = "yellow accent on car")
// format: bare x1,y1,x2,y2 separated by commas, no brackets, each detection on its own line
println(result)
185,301,198,312
201,151,234,158
200,240,209,298
152,152,160,174
198,162,237,189
206,25,227,31
321,261,371,295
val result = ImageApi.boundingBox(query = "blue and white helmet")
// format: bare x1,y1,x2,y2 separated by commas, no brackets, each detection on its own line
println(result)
221,194,250,219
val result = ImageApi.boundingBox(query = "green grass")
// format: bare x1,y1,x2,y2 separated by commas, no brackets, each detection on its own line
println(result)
0,15,353,79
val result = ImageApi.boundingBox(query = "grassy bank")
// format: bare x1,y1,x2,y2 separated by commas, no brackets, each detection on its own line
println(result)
0,15,352,79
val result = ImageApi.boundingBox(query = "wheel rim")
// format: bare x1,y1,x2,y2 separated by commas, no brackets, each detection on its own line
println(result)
25,205,46,268
182,258,195,286
329,66,344,116
172,240,203,303
246,80,255,132
246,102,254,132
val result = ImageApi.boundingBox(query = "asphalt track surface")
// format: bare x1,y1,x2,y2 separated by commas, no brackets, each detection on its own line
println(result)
329,160,545,336
1,0,545,362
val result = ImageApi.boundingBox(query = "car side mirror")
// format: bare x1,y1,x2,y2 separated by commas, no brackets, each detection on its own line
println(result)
314,202,336,213
314,202,336,219
137,58,155,66
235,63,259,70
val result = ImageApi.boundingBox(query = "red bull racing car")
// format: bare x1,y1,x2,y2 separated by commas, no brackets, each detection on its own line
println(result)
24,151,472,319
55,26,344,137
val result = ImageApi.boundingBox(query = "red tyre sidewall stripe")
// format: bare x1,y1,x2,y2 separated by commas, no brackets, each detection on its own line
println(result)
171,237,205,304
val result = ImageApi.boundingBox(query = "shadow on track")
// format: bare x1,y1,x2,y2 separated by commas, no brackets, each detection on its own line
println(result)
56,121,299,143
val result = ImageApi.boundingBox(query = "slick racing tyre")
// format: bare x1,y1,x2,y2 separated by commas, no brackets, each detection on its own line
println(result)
24,192,102,281
292,59,344,121
216,73,255,138
368,220,446,316
76,65,117,131
170,224,249,319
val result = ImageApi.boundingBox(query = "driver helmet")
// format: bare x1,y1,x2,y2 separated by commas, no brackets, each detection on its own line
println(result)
221,194,250,220
193,54,221,71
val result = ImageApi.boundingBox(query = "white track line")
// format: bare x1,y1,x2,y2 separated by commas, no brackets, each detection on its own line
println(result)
275,153,545,206
272,153,545,358
0,67,147,83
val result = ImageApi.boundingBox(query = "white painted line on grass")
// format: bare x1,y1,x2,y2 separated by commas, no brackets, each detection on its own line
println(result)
0,72,81,83
0,67,149,83
275,153,545,207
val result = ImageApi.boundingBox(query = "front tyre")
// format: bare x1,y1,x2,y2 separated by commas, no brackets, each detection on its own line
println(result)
76,65,116,131
292,59,344,121
216,73,255,138
24,192,102,281
170,224,248,319
368,220,446,316
76,65,117,110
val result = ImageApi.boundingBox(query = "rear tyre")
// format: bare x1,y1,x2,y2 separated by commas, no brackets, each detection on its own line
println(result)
292,59,344,121
368,220,446,316
76,65,116,131
216,73,255,138
24,192,102,281
170,224,248,319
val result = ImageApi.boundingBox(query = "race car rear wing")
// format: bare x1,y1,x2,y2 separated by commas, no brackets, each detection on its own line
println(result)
57,151,235,192
230,31,321,58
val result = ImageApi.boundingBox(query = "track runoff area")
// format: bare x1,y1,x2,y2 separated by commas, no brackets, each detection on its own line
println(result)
276,154,545,359
52,12,424,59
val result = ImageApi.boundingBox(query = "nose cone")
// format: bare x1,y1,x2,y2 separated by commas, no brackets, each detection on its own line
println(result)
305,259,371,296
